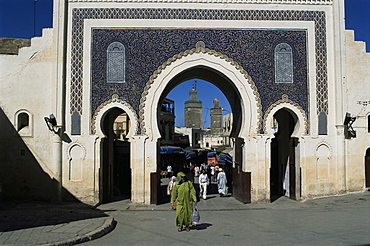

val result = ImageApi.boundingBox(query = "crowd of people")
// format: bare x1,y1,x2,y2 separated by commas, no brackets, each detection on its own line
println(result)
166,163,228,199
167,164,229,232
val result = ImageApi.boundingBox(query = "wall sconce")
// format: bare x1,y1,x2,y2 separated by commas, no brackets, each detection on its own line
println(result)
44,114,59,134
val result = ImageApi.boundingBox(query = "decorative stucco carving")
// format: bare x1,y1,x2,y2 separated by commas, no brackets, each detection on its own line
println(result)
263,94,308,134
314,141,333,159
69,0,332,4
139,45,262,135
67,141,87,160
91,95,138,135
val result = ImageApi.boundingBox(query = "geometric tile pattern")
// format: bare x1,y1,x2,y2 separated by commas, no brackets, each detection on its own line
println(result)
275,43,293,84
71,8,328,134
69,0,332,4
107,42,126,83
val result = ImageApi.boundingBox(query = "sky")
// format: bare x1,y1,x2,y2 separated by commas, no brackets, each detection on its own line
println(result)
0,0,369,127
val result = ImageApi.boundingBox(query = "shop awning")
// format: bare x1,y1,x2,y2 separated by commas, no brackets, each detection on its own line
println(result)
207,152,217,157
184,150,196,159
160,146,182,154
219,152,233,163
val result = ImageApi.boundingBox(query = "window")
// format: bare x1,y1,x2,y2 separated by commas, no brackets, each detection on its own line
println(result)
107,42,125,83
18,113,29,131
368,115,370,133
275,43,293,84
318,112,328,135
15,110,32,136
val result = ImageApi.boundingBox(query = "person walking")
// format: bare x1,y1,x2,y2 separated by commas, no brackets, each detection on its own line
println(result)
198,169,209,200
167,176,176,199
170,172,197,232
167,165,173,178
217,168,227,197
194,165,200,177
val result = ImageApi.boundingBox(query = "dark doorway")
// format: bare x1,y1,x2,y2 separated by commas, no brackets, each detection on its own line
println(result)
154,68,243,204
270,109,298,202
365,148,370,188
101,108,131,203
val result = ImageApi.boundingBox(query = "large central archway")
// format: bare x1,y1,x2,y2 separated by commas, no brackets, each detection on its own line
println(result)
140,46,261,204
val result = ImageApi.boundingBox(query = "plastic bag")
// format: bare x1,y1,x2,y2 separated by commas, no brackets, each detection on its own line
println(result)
192,205,200,225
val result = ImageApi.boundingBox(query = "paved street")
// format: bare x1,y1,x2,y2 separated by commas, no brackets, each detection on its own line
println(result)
0,176,369,246
80,190,370,246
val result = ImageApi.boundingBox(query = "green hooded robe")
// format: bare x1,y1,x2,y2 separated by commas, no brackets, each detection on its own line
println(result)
170,172,197,227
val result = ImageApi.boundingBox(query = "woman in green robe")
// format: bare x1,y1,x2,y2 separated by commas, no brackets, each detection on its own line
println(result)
170,172,197,232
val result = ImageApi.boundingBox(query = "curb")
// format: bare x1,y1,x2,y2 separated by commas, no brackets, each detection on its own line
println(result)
44,217,116,246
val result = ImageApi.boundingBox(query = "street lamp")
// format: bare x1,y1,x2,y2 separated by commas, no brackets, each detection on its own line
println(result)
343,112,356,139
44,114,59,134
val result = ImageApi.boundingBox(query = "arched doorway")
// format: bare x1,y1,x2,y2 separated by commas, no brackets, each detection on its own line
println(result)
155,70,243,204
156,79,233,204
270,108,299,201
365,148,370,188
100,107,132,203
151,65,253,204
141,49,261,204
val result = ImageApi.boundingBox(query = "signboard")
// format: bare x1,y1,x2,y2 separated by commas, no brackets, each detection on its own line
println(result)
207,157,218,166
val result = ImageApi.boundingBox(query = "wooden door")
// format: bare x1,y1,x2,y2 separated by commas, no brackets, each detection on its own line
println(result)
288,138,298,200
232,138,251,203
365,155,370,187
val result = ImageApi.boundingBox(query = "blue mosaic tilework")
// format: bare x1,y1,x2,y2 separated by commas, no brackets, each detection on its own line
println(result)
92,29,307,125
70,8,327,134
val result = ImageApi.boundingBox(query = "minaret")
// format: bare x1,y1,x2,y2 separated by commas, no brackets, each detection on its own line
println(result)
210,98,222,135
184,81,202,128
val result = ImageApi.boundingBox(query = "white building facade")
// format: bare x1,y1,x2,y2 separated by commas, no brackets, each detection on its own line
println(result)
0,0,369,205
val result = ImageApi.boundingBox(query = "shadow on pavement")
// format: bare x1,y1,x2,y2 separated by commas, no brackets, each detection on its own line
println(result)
0,200,108,232
192,223,212,230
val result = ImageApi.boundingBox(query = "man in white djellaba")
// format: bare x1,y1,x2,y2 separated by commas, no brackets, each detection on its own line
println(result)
198,169,209,200
217,168,227,197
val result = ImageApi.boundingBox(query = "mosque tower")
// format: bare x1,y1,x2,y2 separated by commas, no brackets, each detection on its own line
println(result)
184,81,202,128
210,98,223,135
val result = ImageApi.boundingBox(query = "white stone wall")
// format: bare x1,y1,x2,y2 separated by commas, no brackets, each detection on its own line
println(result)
0,29,58,199
344,30,370,192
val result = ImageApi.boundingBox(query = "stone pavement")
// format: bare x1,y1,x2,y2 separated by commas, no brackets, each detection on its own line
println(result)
0,189,369,246
0,200,115,246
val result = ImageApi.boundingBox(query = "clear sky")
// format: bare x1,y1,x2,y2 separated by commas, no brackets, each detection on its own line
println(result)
0,0,369,127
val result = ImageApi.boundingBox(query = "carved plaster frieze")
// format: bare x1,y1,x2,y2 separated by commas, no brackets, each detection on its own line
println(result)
263,94,308,134
91,94,139,135
69,0,333,4
139,45,263,135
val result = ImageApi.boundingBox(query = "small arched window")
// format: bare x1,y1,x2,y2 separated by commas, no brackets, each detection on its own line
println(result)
107,42,125,83
15,110,33,137
18,113,29,131
275,43,293,84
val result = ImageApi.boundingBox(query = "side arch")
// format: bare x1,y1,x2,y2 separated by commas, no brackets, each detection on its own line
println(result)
263,96,308,137
92,96,138,139
140,46,262,141
67,142,86,181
